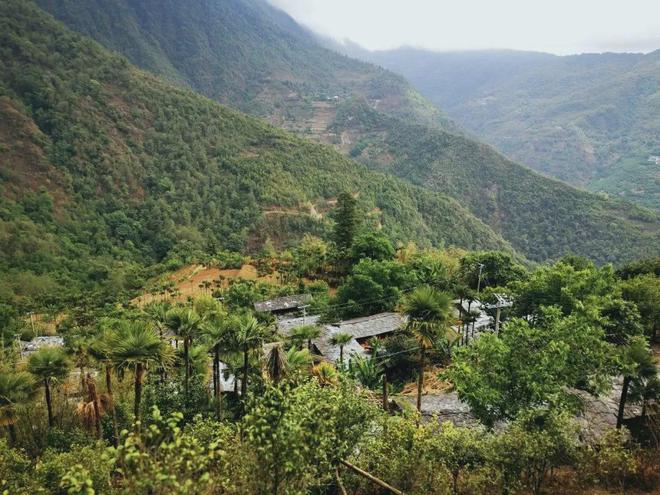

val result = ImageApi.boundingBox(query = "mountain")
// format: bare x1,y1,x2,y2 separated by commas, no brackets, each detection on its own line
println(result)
33,0,660,265
0,0,516,309
33,0,458,133
355,47,660,210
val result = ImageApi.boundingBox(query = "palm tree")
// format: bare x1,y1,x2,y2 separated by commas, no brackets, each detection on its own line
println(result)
401,286,453,412
201,313,230,420
110,321,173,420
289,324,321,351
27,347,70,428
233,315,266,401
285,347,313,379
312,362,338,387
329,332,353,368
144,301,171,339
166,308,201,404
617,336,657,428
89,329,120,445
69,334,92,393
0,370,36,444
265,343,287,384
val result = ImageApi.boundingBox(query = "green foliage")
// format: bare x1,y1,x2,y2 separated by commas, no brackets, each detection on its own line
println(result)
510,261,618,319
459,251,527,291
578,429,638,490
620,274,660,340
350,230,396,263
334,258,415,318
488,409,577,495
447,308,614,426
0,439,36,494
333,191,360,253
242,380,376,494
364,48,660,210
110,408,225,494
0,0,511,311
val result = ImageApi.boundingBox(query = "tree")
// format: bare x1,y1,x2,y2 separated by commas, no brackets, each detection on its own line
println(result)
166,308,201,405
511,261,618,320
200,311,229,420
447,308,614,426
621,274,660,342
426,422,485,495
0,370,36,444
350,231,395,263
89,327,120,445
333,191,359,253
110,321,173,420
265,343,287,385
616,336,657,428
348,351,384,390
334,259,414,318
401,286,453,412
329,332,353,368
143,301,171,339
242,381,375,495
285,347,313,379
232,315,266,404
488,409,577,495
27,346,70,428
459,251,526,291
289,324,321,351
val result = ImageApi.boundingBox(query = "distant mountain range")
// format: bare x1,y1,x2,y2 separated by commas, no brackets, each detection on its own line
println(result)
347,46,660,210
30,0,660,266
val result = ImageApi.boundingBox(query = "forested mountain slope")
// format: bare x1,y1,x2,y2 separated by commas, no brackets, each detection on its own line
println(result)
0,0,513,309
329,98,659,262
34,0,458,133
34,0,660,265
358,48,660,210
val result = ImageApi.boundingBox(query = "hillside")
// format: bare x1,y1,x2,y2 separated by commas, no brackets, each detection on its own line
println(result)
34,0,458,133
329,98,660,262
0,0,513,310
33,0,660,265
358,48,660,210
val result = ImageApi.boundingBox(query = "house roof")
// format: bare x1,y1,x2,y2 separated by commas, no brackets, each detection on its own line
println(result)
276,315,321,336
254,294,312,313
19,336,64,355
312,312,405,363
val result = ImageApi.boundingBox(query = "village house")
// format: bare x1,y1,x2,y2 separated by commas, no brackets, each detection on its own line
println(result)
312,312,405,363
254,293,312,317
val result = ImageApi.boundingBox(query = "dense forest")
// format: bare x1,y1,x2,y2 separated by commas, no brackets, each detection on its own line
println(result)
355,48,660,210
32,0,660,264
0,2,659,494
0,0,512,311
1,204,659,493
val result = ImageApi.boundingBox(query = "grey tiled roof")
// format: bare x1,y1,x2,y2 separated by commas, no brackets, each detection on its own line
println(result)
254,294,312,313
19,336,64,355
313,312,404,363
276,315,321,336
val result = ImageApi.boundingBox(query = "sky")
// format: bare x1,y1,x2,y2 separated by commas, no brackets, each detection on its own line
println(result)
267,0,660,55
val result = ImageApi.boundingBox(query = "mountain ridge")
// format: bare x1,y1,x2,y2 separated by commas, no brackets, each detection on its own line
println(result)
351,46,660,209
13,0,660,267
0,0,518,308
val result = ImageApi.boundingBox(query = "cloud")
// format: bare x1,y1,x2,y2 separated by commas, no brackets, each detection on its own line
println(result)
267,0,660,55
